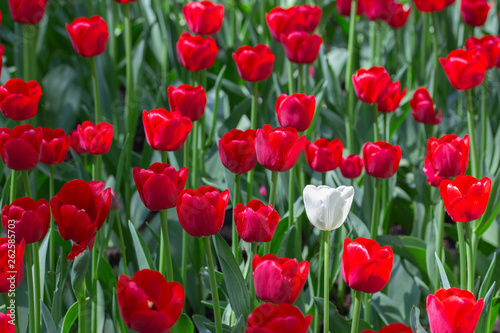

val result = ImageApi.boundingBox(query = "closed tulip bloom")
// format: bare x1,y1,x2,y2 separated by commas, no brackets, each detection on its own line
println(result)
303,185,354,231
337,0,363,16
465,35,500,69
234,200,279,243
50,180,111,259
66,16,109,57
423,134,469,187
297,5,321,31
246,303,312,333
461,0,492,27
253,254,309,304
0,125,42,170
440,49,488,90
266,7,307,41
280,32,323,64
176,186,230,237
8,0,48,25
304,138,343,172
352,67,391,104
218,129,257,174
377,81,406,112
77,121,113,155
0,78,42,121
410,88,442,125
40,127,71,165
0,311,15,333
362,323,413,333
255,125,306,172
143,109,192,151
183,1,224,35
133,163,188,211
70,129,87,154
361,0,395,21
117,269,184,333
439,176,491,223
0,238,24,293
233,45,275,82
275,94,315,132
1,197,50,244
363,141,402,178
167,84,206,122
414,0,445,12
427,288,484,333
341,237,393,293
386,4,411,29
340,154,364,179
176,32,218,72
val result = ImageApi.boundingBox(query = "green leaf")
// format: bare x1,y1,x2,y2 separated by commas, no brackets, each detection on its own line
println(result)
128,220,155,270
61,302,79,333
313,297,371,332
434,252,451,289
277,225,298,259
213,234,251,320
96,281,105,333
410,306,428,333
40,301,58,333
172,313,194,333
232,315,246,333
71,249,90,301
476,282,497,333
478,253,496,300
192,315,215,333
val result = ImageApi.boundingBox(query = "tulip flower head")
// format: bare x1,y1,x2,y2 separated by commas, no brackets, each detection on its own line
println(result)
377,81,406,113
0,124,42,170
275,94,316,132
362,323,413,333
385,4,411,29
266,7,307,42
176,32,218,72
461,0,492,27
427,288,484,333
340,154,364,179
465,35,500,69
77,121,113,155
233,45,275,82
439,176,491,223
280,32,323,65
66,16,109,57
246,303,312,333
363,141,402,178
410,88,442,125
304,138,343,173
440,49,488,90
142,109,192,151
0,311,15,333
40,127,71,165
337,0,363,16
1,197,50,244
183,1,224,35
0,78,42,121
413,0,445,12
297,5,322,32
303,185,354,231
167,84,206,122
0,238,24,293
234,200,279,243
218,129,257,174
352,67,391,105
361,0,395,21
8,0,49,25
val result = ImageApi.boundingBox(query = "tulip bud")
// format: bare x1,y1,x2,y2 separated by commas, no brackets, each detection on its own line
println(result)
232,45,275,82
176,32,218,72
362,141,402,179
340,154,364,179
183,1,224,35
0,78,42,121
460,0,492,27
377,81,406,113
234,200,279,243
66,16,109,57
8,0,48,25
218,129,257,174
1,197,50,244
465,35,500,69
440,49,488,90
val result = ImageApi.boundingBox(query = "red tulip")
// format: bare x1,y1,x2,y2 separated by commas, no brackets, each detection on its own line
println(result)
266,7,307,41
465,35,500,69
0,78,42,121
117,269,184,333
183,1,224,35
1,197,50,244
446,0,456,5
297,5,322,32
234,200,279,243
413,0,445,12
427,288,484,333
114,0,137,3
255,124,306,172
363,141,401,178
440,49,488,90
167,84,206,122
133,163,188,211
176,32,217,72
0,45,4,77
246,303,312,333
40,128,71,165
361,0,395,21
218,128,257,174
377,81,406,113
340,154,364,179
352,67,391,104
143,109,192,151
66,16,109,57
439,176,491,223
8,0,48,25
0,125,42,170
410,87,442,125
280,32,323,65
232,45,275,82
341,237,393,293
304,138,343,173
252,254,309,304
423,134,469,187
275,93,315,131
0,311,15,333
176,186,230,237
337,0,363,16
361,323,413,333
77,121,113,155
0,238,24,293
70,129,86,154
386,3,411,29
50,180,111,260
461,0,492,27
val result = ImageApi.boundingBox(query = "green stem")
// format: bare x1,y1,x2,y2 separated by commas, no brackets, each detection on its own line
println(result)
92,155,102,181
420,14,428,84
250,242,258,310
23,25,30,81
345,0,357,154
22,171,32,198
337,227,347,305
233,174,242,260
26,244,35,333
124,3,133,132
314,231,323,333
9,170,17,203
373,104,379,142
90,57,102,123
288,168,294,229
91,239,98,333
247,82,259,201
431,12,439,101
457,223,467,290
182,135,190,285
32,242,41,333
375,21,382,65
269,171,279,208
322,172,327,185
160,209,174,281
78,285,87,333
115,212,128,275
323,230,330,333
465,222,474,293
191,121,199,188
298,64,304,94
480,84,486,179
369,22,376,66
350,290,363,333
370,178,381,239
466,90,479,178
437,201,445,262
49,166,55,278
288,61,294,94
204,237,222,333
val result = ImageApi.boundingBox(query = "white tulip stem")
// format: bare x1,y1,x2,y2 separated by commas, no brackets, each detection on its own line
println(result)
314,231,324,333
323,230,330,333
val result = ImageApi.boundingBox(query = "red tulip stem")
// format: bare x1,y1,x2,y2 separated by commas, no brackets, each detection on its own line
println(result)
431,12,439,101
204,237,222,333
350,290,363,333
160,209,174,281
466,90,479,178
373,104,379,142
247,82,259,201
370,178,382,239
78,283,88,333
456,222,467,290
465,223,475,293
25,244,36,333
49,165,56,279
345,0,357,154
115,212,128,276
323,230,330,333
480,84,487,177
191,120,199,188
288,168,295,230
250,242,258,310
232,174,242,260
436,201,445,263
288,61,295,94
90,57,102,123
32,242,41,333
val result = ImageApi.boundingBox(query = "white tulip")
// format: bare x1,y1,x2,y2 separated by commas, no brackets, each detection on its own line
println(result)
303,185,354,231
